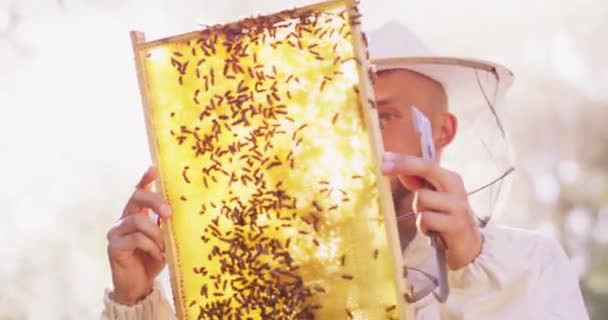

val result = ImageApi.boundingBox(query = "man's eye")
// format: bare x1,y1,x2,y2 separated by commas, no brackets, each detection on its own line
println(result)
378,113,396,130
379,113,398,123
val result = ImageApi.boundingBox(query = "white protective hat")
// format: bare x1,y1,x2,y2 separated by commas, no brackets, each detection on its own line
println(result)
368,20,516,224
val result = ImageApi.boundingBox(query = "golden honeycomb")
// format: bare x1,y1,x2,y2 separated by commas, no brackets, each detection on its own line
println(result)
131,1,407,319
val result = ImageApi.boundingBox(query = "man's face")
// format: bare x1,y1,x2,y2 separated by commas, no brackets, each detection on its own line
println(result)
372,69,451,210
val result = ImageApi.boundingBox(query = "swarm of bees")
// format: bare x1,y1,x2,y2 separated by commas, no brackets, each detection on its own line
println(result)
133,0,403,319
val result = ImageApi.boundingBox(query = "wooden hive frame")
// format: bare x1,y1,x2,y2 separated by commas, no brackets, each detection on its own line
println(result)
130,0,412,318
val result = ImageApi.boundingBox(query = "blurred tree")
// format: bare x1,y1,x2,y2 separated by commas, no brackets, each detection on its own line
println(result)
507,81,608,319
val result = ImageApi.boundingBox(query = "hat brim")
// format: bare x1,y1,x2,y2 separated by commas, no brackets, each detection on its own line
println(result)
372,57,514,116
373,57,516,221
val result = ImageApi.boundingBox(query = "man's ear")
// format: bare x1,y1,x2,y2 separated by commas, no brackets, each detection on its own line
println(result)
435,112,457,149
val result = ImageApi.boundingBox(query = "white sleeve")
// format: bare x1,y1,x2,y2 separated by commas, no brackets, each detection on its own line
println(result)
100,282,176,320
440,226,588,320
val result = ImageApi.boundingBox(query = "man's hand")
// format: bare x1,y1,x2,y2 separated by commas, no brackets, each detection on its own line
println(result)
382,152,483,270
106,166,172,305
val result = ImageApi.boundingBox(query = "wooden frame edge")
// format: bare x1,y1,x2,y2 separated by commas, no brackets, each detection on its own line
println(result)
129,30,187,320
344,1,413,319
137,0,344,50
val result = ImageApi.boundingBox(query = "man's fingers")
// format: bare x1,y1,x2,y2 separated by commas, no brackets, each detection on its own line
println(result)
136,166,157,190
107,214,165,251
120,167,163,218
122,189,171,219
416,210,453,236
413,189,469,216
382,152,465,195
109,232,164,261
132,189,171,217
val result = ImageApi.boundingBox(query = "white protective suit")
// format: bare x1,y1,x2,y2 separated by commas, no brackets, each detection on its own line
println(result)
100,224,589,320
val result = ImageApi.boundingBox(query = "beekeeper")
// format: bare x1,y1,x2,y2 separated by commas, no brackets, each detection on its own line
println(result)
100,21,588,320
